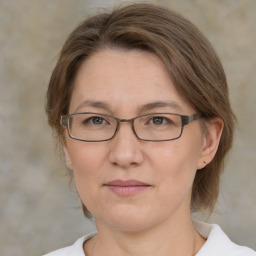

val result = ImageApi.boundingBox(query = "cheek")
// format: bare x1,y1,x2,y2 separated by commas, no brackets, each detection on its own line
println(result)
68,141,106,171
66,142,106,199
149,141,200,192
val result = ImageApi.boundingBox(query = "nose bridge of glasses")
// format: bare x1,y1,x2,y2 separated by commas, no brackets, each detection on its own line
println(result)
115,117,137,137
119,118,133,123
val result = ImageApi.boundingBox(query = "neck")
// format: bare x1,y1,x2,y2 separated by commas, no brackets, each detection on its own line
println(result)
85,211,205,256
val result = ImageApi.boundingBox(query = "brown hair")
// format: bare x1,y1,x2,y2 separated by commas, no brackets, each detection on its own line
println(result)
46,3,236,217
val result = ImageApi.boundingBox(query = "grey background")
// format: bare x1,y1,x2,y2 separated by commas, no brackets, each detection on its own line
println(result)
0,0,255,255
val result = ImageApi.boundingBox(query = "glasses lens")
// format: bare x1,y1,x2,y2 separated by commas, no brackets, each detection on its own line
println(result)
134,114,182,141
68,113,117,141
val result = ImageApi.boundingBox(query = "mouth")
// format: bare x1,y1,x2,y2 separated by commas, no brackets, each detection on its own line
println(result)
103,179,151,196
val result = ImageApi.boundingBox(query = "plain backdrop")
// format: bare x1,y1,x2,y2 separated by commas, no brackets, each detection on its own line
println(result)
0,0,255,255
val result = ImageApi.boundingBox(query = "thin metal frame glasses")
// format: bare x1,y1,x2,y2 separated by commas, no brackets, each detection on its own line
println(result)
60,112,202,142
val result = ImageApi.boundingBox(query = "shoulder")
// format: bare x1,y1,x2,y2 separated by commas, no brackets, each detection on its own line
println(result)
194,220,256,256
42,232,97,256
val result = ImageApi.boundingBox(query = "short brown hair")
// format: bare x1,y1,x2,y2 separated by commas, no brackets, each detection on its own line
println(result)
46,3,236,217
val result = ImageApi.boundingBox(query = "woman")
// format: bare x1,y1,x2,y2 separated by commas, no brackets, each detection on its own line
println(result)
44,3,255,256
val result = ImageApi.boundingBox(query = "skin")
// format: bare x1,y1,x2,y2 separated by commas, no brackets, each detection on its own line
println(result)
64,49,223,256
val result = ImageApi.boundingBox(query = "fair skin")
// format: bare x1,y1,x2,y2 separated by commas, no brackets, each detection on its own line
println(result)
64,49,223,256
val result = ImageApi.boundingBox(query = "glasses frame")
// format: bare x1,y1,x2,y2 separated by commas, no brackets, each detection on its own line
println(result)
60,112,202,142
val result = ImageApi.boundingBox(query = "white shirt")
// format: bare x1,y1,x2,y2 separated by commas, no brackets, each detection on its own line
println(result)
43,221,256,256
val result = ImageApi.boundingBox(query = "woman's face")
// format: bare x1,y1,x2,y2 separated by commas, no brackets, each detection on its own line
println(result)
64,49,209,231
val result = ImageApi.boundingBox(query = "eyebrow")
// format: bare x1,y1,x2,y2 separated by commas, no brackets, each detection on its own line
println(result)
73,100,183,114
74,100,112,113
137,101,183,113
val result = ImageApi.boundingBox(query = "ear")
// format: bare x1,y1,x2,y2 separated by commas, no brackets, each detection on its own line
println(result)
63,146,73,170
197,117,224,170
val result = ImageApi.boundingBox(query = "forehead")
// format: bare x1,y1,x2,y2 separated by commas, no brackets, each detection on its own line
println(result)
69,49,194,115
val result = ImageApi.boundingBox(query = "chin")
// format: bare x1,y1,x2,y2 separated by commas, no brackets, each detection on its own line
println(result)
107,217,153,232
94,204,162,232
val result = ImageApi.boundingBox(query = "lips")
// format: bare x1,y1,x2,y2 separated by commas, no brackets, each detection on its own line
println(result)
105,179,149,186
104,179,151,196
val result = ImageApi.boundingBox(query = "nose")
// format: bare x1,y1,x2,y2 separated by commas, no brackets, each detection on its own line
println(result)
108,122,144,168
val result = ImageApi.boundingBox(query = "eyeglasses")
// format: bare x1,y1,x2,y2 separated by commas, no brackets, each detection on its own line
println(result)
60,112,202,142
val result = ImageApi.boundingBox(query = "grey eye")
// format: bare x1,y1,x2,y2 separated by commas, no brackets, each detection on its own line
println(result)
82,116,107,126
90,116,105,124
152,116,164,125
